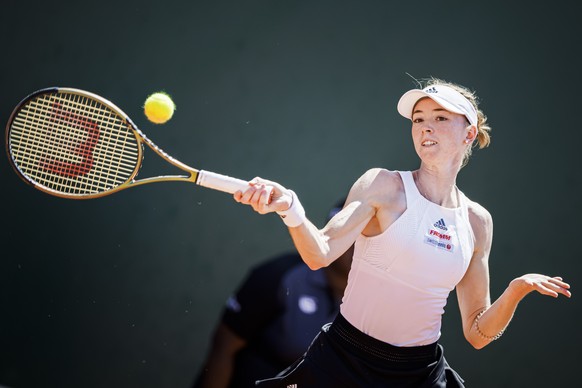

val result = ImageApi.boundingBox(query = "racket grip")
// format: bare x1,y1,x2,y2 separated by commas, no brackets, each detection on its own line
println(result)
196,170,250,194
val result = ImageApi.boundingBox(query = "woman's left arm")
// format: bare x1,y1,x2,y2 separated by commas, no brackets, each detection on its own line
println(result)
456,203,571,349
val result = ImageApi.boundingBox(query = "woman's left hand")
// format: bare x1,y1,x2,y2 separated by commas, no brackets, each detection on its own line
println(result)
509,274,571,299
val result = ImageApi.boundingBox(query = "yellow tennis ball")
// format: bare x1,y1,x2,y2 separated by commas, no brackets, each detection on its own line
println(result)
144,92,176,124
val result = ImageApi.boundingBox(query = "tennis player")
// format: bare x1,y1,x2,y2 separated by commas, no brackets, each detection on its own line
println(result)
234,78,571,387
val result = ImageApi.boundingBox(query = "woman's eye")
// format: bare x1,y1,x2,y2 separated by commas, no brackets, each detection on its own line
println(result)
412,118,423,123
436,116,448,121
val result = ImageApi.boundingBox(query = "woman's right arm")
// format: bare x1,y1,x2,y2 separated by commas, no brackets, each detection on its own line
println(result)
234,169,388,270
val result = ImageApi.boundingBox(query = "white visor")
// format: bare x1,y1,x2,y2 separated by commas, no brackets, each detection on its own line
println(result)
397,85,478,127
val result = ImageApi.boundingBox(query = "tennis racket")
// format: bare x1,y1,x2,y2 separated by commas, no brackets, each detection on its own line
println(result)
5,87,254,199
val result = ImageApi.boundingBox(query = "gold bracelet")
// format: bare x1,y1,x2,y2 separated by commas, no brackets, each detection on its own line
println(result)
474,310,505,341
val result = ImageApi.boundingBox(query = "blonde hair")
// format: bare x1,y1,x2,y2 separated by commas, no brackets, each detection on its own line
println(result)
415,77,492,167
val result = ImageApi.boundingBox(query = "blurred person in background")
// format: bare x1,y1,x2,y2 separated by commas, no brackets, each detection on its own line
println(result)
194,199,352,388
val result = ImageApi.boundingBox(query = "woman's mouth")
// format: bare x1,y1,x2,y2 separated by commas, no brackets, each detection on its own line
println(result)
422,140,438,147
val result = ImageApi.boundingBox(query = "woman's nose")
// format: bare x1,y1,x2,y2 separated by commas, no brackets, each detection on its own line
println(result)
422,125,433,133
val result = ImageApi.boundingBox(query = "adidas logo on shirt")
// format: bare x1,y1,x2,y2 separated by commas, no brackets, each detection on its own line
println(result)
434,218,448,231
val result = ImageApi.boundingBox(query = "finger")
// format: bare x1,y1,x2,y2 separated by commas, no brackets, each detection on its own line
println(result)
250,177,286,193
250,177,272,187
547,278,571,297
538,281,572,298
549,277,570,289
534,283,559,298
258,191,269,214
551,282,572,298
264,186,274,204
240,185,259,204
544,281,571,297
248,186,265,210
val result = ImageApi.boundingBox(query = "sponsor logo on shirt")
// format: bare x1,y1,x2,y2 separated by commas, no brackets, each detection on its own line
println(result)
424,235,454,252
429,229,451,241
425,219,454,252
434,218,448,231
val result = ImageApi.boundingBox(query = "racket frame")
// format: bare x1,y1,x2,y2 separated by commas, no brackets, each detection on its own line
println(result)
6,87,248,199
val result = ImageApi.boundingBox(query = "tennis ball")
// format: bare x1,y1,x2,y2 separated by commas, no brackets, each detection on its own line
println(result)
144,92,176,124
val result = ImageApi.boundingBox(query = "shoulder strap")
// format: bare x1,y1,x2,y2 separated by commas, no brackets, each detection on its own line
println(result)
457,190,476,244
397,171,422,207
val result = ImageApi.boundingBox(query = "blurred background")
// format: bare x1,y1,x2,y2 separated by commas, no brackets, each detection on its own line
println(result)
1,0,580,387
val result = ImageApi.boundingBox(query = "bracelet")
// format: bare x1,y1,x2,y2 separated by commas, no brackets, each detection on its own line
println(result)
276,190,306,227
474,310,505,341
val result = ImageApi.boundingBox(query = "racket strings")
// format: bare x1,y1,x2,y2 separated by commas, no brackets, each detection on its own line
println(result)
9,92,140,195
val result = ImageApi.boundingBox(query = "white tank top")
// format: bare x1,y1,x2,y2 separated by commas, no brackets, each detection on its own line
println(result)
340,171,475,346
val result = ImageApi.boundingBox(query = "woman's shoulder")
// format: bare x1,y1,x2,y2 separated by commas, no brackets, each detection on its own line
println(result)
357,168,403,187
464,196,492,222
350,168,405,203
463,196,493,239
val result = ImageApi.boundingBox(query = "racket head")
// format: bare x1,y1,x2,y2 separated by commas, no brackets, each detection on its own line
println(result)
6,87,144,199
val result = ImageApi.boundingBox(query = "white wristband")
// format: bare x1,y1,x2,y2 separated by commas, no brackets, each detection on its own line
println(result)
276,190,306,227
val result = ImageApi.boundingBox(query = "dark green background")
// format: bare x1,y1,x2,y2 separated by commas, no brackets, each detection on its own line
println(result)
1,1,580,387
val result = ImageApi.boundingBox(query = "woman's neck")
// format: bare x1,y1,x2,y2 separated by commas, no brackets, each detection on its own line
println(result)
413,167,459,208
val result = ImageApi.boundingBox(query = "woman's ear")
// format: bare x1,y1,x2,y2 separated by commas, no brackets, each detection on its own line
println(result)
465,124,478,144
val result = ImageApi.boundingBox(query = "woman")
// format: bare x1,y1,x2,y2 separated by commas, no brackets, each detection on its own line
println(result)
233,78,571,387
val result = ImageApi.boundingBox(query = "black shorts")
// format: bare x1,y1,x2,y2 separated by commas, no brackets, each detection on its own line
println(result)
256,313,464,387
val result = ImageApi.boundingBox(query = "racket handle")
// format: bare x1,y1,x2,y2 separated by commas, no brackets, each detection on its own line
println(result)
196,170,250,194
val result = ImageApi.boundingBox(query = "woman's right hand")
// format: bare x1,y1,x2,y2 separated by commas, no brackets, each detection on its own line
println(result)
234,177,293,214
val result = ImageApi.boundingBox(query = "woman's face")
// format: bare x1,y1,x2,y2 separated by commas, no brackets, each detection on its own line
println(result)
410,97,473,168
